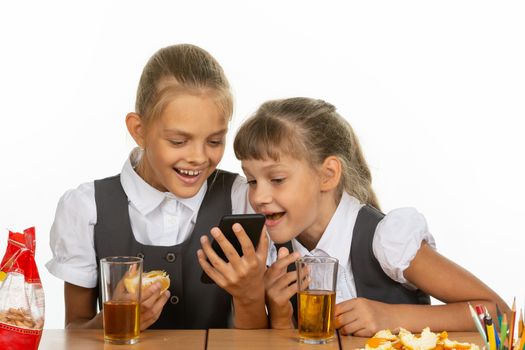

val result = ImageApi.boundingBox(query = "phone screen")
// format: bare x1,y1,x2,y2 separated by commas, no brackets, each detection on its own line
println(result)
201,214,266,283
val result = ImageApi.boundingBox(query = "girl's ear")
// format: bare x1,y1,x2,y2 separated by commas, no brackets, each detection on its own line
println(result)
320,156,342,192
126,113,146,148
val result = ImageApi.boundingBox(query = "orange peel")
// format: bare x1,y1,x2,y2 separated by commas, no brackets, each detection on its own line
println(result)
362,328,480,350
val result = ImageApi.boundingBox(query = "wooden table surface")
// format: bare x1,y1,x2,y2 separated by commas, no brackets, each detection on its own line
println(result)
39,329,206,350
207,329,340,350
39,329,483,350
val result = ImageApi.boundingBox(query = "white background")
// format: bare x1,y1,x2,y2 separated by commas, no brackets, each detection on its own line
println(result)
1,1,524,329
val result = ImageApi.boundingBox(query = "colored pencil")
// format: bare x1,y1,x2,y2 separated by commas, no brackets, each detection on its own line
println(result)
497,304,504,330
476,304,487,328
486,316,497,350
495,320,502,350
469,303,489,348
502,313,509,350
509,298,517,350
519,309,523,338
517,331,525,350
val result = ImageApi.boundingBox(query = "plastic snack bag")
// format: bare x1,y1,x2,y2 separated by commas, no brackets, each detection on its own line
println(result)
0,227,45,349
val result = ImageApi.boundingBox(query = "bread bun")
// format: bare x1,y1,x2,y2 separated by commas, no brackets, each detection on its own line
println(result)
124,270,170,294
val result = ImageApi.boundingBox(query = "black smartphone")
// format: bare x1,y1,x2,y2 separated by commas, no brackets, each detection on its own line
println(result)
200,213,266,284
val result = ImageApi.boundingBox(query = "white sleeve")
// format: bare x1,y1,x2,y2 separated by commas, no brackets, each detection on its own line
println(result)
45,182,99,288
231,175,254,214
372,207,436,286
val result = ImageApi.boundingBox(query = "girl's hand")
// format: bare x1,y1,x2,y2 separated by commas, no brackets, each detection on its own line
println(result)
264,247,301,329
139,282,170,330
197,223,268,303
335,297,393,337
198,224,269,329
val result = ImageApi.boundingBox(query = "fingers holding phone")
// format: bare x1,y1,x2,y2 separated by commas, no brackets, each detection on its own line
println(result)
197,214,267,298
212,225,244,264
198,223,264,287
197,228,232,287
254,223,269,267
228,221,269,266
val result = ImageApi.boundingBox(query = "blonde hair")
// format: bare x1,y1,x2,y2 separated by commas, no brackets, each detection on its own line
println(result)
135,44,233,126
234,97,380,209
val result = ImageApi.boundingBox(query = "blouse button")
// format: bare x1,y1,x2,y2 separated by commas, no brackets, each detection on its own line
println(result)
170,295,179,305
166,252,176,263
137,252,145,259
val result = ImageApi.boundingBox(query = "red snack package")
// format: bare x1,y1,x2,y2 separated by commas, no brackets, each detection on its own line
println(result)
0,227,45,350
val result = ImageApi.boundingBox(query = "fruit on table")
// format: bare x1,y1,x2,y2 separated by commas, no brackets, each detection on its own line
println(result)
124,270,170,294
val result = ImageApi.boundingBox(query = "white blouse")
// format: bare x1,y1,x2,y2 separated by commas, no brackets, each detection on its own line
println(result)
46,148,251,289
267,192,436,304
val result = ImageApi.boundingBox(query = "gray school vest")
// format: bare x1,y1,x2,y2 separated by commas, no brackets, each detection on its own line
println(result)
93,170,237,329
350,205,430,304
277,205,430,308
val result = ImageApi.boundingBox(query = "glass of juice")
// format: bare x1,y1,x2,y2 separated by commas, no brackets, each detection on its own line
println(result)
296,256,338,344
100,256,142,345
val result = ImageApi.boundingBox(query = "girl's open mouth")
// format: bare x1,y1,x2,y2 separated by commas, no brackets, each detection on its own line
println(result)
174,167,204,185
175,168,202,177
265,212,285,221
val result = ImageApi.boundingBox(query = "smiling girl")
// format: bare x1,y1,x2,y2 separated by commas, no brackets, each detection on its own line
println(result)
233,97,509,336
46,44,267,330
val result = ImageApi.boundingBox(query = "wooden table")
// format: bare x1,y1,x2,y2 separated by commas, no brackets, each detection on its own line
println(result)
207,329,340,350
39,329,206,350
339,332,485,350
39,329,483,350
